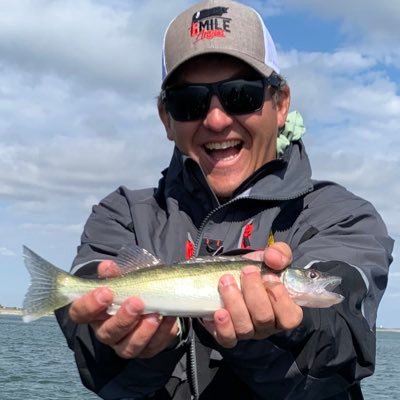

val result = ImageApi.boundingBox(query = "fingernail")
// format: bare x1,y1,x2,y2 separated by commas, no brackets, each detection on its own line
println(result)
102,261,118,277
220,275,236,287
241,266,260,276
144,314,163,326
281,255,290,265
125,299,140,317
95,288,111,305
215,312,228,323
269,248,290,265
262,273,281,284
102,266,113,278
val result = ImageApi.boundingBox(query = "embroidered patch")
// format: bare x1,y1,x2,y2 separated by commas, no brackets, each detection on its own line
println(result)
241,222,253,249
190,6,231,41
267,231,275,247
185,232,195,260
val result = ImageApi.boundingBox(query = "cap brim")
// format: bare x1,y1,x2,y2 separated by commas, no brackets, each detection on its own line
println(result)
162,49,275,88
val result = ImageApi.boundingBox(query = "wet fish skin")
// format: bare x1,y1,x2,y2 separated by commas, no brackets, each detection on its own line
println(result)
22,246,344,322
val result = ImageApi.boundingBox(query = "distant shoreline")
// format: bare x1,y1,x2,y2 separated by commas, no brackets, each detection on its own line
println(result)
0,308,22,316
0,308,55,318
377,328,400,333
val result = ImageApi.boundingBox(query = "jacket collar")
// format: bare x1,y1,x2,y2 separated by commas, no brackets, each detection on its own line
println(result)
162,140,313,209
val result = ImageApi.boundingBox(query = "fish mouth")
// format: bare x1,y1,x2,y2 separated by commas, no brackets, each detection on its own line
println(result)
291,274,344,308
322,276,342,292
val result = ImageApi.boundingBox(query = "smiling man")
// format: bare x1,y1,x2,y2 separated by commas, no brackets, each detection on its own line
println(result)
55,1,393,399
159,54,289,199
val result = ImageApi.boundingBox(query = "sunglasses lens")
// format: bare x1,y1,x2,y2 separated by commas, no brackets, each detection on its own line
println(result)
219,79,265,115
164,78,266,121
165,86,210,121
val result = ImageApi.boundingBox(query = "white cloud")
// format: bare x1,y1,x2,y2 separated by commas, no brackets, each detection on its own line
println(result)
0,1,133,89
385,292,400,298
19,223,83,235
281,50,377,74
279,49,400,129
0,247,16,257
281,49,399,109
0,0,182,213
279,0,400,71
283,0,400,44
0,0,190,94
244,0,285,17
0,131,172,205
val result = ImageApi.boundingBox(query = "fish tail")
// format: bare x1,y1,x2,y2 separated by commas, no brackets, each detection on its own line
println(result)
22,246,70,322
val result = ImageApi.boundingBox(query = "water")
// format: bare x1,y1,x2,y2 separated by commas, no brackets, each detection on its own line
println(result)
0,315,398,399
361,330,400,399
0,315,98,399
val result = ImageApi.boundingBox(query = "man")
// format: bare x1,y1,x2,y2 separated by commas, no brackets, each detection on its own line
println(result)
56,1,394,399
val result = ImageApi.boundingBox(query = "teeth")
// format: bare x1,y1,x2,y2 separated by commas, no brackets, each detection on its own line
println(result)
205,140,241,151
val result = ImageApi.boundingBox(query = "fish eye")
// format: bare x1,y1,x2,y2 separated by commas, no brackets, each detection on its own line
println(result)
306,270,319,279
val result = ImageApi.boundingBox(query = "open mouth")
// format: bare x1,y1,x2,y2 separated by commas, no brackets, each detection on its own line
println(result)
321,276,342,292
204,139,243,161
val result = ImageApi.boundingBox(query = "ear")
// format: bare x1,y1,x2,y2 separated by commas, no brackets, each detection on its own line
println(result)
276,86,291,129
158,101,175,141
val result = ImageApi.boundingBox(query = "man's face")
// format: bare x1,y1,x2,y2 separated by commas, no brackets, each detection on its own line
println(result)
160,55,290,199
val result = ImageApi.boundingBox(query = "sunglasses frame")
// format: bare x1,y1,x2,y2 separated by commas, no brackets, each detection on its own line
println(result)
161,74,282,122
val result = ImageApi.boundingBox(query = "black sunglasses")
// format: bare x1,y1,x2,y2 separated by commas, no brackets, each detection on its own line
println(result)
161,74,282,122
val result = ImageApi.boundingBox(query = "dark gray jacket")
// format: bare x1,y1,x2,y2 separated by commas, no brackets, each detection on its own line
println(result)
56,141,394,400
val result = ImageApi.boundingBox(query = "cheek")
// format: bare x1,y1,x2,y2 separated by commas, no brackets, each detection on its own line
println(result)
168,121,199,151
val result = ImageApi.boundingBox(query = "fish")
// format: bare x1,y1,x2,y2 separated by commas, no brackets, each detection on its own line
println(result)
22,245,344,322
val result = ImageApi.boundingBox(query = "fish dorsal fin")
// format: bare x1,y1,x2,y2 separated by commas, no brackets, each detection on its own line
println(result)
116,245,161,274
180,255,244,265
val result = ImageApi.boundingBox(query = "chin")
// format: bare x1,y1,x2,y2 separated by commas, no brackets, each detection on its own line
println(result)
207,174,244,199
211,184,236,199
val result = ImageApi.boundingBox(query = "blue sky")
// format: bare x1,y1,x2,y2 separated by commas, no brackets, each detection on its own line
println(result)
0,0,399,328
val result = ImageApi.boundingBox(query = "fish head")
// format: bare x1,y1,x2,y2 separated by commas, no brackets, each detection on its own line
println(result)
283,267,345,308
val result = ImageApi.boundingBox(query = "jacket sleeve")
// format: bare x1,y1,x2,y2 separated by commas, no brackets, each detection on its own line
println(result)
214,186,394,399
55,188,186,399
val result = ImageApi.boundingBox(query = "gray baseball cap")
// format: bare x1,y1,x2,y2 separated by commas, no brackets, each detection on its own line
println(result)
161,0,280,88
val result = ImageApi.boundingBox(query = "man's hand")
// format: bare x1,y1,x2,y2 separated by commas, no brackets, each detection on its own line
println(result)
203,242,303,348
69,260,179,359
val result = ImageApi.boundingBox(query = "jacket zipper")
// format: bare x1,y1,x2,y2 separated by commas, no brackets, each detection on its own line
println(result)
193,189,312,255
187,188,312,399
188,334,199,400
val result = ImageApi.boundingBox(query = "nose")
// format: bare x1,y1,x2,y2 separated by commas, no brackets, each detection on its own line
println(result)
202,95,233,132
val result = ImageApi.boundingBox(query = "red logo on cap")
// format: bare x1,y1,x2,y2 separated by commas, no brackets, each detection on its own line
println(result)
190,6,231,41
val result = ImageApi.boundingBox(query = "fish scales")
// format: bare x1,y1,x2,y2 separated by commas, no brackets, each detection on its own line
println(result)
22,246,344,322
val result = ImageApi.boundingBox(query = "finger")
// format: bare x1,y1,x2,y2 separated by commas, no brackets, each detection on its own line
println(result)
69,287,113,324
113,313,163,359
242,250,264,262
218,274,254,340
211,309,237,348
264,242,293,271
98,260,121,278
138,317,179,358
241,266,275,338
93,297,144,345
262,274,303,330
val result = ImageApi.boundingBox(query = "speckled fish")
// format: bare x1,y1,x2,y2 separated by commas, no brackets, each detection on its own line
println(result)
22,245,344,322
